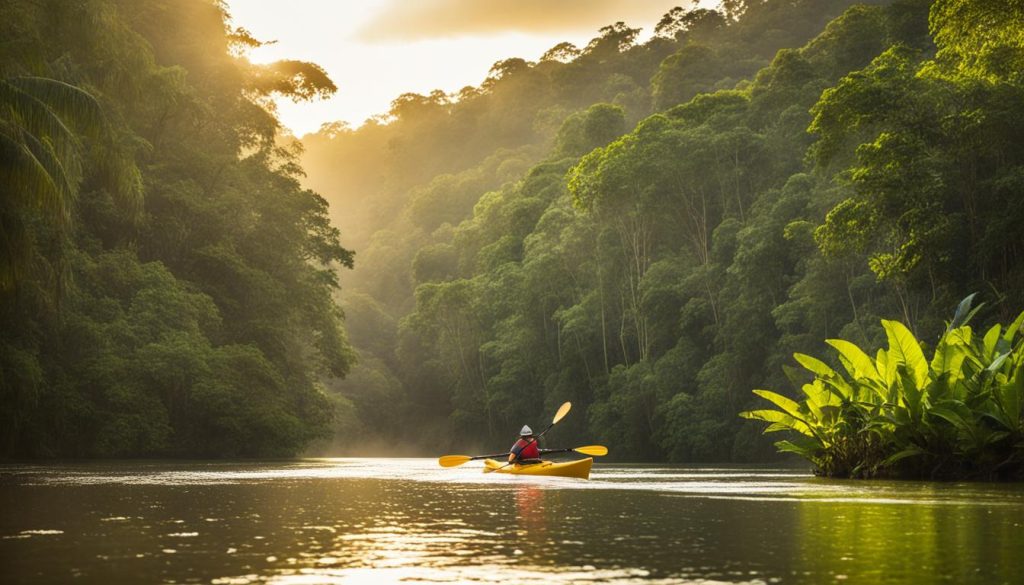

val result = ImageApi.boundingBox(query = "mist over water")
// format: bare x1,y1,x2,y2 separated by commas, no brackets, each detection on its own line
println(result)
2,460,1020,584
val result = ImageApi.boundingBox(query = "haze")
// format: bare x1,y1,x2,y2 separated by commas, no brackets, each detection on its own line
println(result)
227,0,697,135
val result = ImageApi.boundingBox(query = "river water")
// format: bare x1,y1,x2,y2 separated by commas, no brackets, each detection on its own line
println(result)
1,458,1021,584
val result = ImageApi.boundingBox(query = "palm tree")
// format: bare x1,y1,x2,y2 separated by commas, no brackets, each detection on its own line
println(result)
0,76,104,292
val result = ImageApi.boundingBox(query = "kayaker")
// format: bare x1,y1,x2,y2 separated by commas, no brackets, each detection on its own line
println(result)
508,425,541,464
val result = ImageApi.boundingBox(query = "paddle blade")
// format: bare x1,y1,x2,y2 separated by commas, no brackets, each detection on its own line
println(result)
552,401,572,424
438,455,472,468
573,445,608,456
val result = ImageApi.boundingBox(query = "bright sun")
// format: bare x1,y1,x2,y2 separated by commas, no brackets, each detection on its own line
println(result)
225,0,695,136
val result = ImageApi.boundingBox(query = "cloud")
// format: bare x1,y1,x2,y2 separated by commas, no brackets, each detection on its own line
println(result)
357,0,685,41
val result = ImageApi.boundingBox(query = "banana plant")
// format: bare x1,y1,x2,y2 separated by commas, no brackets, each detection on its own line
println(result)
741,295,1024,479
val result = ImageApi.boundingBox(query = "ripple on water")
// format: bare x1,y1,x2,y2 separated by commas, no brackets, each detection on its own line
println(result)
4,529,65,539
7,458,1016,508
2,459,1022,585
211,565,771,585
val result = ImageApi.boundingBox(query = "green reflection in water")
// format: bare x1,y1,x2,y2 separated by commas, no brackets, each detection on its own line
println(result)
792,482,1023,585
1,461,1022,584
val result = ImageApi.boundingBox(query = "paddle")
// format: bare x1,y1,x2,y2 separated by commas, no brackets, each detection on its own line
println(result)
539,445,608,457
437,452,511,468
483,401,571,474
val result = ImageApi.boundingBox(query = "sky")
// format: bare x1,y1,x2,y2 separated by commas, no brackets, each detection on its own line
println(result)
226,0,703,137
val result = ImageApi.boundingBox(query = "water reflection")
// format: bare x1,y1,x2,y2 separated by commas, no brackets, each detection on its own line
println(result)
515,485,547,544
794,498,1022,584
1,460,1022,584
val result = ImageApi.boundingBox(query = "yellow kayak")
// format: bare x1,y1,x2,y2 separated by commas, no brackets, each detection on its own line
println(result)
483,457,592,479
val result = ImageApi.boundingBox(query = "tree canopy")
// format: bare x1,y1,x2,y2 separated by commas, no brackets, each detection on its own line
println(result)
301,0,1024,462
3,0,1022,464
0,0,353,457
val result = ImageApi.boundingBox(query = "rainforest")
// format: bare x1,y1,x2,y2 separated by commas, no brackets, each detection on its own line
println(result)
3,0,1023,479
4,1,1024,583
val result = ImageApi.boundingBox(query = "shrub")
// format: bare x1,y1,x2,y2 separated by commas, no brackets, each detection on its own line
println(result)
741,295,1024,479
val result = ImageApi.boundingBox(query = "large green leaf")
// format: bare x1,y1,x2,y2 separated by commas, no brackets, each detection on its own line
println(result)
827,338,878,380
896,365,923,421
987,352,1011,375
775,437,824,458
948,293,977,330
880,445,927,467
929,337,967,386
739,409,788,424
1004,311,1024,344
794,353,836,379
825,373,862,402
801,381,826,422
930,401,976,439
883,319,928,388
740,409,813,437
983,324,1003,361
876,348,895,388
803,378,842,407
946,326,974,350
752,389,804,419
991,361,1023,432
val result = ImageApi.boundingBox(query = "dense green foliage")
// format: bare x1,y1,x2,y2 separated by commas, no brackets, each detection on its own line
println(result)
4,0,1022,465
742,296,1024,479
303,0,1024,462
0,0,353,457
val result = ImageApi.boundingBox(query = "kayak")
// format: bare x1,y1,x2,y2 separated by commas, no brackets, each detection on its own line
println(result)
483,457,592,479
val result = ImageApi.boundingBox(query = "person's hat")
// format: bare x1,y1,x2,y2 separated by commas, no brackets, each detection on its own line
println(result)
519,425,533,436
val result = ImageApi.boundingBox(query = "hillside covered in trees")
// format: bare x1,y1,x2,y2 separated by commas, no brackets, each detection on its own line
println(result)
302,0,1024,460
1,0,353,457
2,0,1021,462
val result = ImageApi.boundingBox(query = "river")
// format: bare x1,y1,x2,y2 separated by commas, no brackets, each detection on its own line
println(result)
1,458,1021,584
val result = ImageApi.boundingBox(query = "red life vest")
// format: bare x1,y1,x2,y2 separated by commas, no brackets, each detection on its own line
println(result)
511,438,540,460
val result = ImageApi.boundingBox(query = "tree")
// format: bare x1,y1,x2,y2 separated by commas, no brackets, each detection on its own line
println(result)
929,0,1024,81
0,0,354,457
541,42,581,64
0,77,102,291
